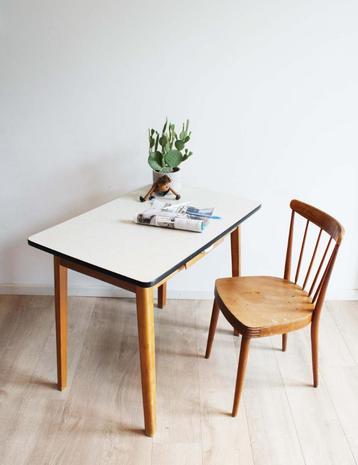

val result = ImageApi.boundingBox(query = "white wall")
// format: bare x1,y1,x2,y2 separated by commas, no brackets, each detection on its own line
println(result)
1,0,357,299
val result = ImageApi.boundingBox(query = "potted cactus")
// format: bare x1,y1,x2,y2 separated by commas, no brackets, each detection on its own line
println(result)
148,118,193,188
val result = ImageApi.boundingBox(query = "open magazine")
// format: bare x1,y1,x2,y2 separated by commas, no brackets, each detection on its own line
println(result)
136,199,216,232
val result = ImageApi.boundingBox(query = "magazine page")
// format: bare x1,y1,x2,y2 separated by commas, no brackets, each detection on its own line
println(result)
135,200,216,233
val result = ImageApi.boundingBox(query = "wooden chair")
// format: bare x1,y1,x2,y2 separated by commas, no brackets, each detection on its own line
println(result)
205,199,344,417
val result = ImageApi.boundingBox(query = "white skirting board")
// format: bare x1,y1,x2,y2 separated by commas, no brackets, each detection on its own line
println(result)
0,284,357,301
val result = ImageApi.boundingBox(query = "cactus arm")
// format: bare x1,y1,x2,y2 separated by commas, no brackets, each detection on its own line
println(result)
162,118,168,134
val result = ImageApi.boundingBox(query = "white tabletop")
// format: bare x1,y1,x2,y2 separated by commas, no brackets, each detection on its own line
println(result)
28,186,261,287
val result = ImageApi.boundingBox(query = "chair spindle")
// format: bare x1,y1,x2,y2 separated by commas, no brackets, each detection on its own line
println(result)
313,244,337,303
309,236,333,297
302,228,323,290
294,219,309,284
284,210,295,280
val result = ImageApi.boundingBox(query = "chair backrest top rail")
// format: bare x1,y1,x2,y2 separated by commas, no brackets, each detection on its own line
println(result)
290,199,344,244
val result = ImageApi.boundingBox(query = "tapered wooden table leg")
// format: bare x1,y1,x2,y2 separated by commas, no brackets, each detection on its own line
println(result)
282,333,287,352
158,282,167,309
136,286,156,436
231,226,241,278
231,226,241,336
54,257,68,391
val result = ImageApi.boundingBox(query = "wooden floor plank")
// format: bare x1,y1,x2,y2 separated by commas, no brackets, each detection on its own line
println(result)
321,364,358,462
275,327,356,465
317,304,356,369
327,301,358,364
0,296,55,465
152,442,202,465
1,296,358,465
320,301,358,463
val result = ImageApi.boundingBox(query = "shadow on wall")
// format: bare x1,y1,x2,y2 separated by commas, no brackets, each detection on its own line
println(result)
0,152,145,285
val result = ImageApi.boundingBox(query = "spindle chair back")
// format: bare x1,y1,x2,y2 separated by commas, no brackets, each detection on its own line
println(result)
284,199,344,320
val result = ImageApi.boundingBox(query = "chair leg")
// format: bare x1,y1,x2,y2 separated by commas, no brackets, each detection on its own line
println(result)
282,333,287,352
205,301,220,359
311,322,319,387
232,336,251,417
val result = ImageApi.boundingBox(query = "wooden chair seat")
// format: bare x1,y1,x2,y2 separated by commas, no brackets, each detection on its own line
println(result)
215,276,314,337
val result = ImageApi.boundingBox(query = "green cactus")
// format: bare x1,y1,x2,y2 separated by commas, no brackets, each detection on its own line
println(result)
148,151,163,172
164,149,183,168
159,134,168,147
147,118,193,173
182,148,193,161
174,139,185,150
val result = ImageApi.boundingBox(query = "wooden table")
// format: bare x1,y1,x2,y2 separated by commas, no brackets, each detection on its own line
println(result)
28,185,261,436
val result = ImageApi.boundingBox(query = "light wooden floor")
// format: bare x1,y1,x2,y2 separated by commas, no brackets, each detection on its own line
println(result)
1,296,358,465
